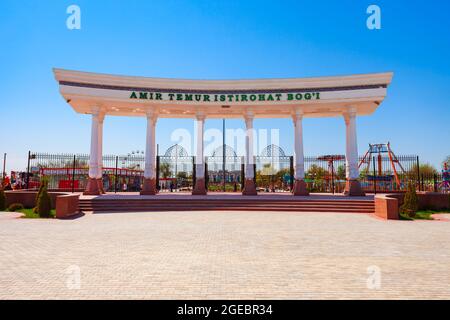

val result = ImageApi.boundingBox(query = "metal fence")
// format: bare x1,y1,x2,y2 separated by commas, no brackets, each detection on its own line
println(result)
14,152,448,194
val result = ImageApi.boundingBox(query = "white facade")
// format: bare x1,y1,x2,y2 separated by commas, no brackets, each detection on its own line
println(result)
54,69,393,195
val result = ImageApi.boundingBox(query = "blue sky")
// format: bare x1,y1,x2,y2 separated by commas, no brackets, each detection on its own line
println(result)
1,0,449,172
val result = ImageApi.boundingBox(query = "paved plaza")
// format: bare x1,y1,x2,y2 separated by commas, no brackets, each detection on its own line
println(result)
1,210,449,299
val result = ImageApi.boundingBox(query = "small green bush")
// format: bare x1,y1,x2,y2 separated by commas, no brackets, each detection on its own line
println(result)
0,187,6,211
400,181,419,219
36,184,52,218
33,177,48,213
8,203,24,212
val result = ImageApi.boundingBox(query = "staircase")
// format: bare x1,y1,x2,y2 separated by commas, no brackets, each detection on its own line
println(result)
79,198,375,214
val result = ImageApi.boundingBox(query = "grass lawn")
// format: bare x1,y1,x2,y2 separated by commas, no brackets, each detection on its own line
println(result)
18,208,56,219
401,209,450,221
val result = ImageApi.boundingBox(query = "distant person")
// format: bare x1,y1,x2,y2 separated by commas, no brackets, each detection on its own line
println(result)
233,182,237,192
122,183,127,192
170,182,174,192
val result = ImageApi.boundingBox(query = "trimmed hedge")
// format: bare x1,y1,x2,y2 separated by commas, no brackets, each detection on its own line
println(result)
400,181,419,218
35,180,52,218
8,203,24,212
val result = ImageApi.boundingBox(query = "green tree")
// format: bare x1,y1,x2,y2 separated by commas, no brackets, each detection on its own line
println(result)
0,187,6,211
336,165,346,180
33,177,48,213
400,181,419,219
305,164,327,181
410,163,438,177
36,183,52,218
160,163,172,179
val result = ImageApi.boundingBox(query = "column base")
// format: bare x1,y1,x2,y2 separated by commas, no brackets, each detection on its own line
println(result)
292,179,309,196
140,178,157,195
242,179,257,196
83,177,101,195
97,178,105,194
192,178,207,195
344,179,366,196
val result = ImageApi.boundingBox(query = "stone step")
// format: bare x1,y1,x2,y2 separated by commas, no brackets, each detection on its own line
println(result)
79,206,374,213
78,198,375,213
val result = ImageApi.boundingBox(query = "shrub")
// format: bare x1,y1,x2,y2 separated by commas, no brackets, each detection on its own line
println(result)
33,177,48,213
400,181,419,218
8,203,24,212
0,187,6,211
36,184,52,218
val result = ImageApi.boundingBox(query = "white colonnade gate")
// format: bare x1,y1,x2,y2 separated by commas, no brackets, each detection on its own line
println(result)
54,69,393,196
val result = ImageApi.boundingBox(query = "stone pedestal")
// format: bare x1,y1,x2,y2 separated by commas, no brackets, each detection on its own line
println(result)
140,178,157,195
242,179,257,196
192,178,207,195
84,177,101,195
344,179,365,196
292,179,309,196
97,179,105,194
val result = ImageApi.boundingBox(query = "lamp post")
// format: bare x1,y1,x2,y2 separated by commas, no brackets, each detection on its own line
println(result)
2,153,6,183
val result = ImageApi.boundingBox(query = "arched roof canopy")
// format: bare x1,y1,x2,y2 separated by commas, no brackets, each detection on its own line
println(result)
54,68,394,119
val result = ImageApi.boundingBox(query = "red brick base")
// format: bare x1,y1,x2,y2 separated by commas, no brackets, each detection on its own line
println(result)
98,179,105,194
242,179,257,196
192,178,207,195
140,178,157,195
344,179,365,196
84,178,101,195
56,194,80,219
292,179,309,196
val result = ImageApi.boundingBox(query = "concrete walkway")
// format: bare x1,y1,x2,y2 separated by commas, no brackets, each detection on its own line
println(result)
1,210,449,299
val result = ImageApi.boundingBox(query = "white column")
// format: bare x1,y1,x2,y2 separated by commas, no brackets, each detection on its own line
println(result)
144,112,157,179
344,109,359,180
96,113,105,179
244,112,255,179
195,113,205,178
88,108,100,179
293,110,305,180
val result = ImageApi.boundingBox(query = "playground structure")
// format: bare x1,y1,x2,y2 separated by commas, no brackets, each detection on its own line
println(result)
439,162,450,193
316,155,346,193
359,143,406,190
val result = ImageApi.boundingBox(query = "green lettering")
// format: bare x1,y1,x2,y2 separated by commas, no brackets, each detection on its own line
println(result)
275,94,282,101
168,93,175,101
220,95,226,102
258,94,265,101
203,95,210,102
249,94,257,101
241,95,248,102
185,94,193,101
296,93,303,100
130,91,138,99
267,94,274,101
139,92,148,99
155,93,162,100
176,94,183,101
304,93,312,100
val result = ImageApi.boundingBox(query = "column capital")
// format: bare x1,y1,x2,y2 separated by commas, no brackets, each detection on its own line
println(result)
243,111,254,121
91,106,101,116
98,112,106,123
146,110,158,122
196,112,206,121
292,108,304,123
343,107,357,119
